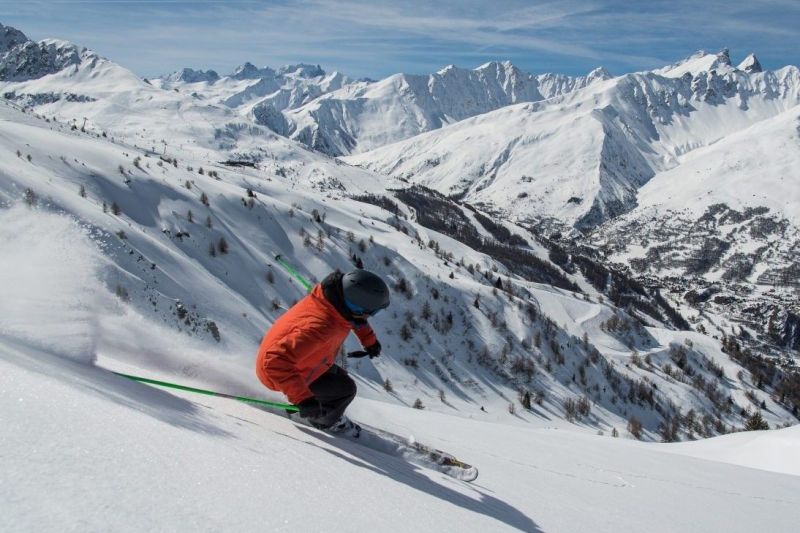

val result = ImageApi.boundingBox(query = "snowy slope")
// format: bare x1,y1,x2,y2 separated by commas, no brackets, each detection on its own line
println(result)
1,212,797,531
346,94,632,228
2,98,795,442
663,424,800,476
589,107,800,352
631,106,800,221
3,333,800,533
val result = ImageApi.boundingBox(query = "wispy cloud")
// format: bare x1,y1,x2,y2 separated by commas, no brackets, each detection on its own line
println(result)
0,0,797,78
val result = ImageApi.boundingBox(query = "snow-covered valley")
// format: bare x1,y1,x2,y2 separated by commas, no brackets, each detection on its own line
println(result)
1,20,799,532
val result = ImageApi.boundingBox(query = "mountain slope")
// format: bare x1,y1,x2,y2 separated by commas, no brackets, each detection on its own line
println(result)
589,107,800,352
283,61,610,156
153,61,353,129
1,22,797,443
2,96,796,442
2,20,800,532
345,51,800,229
4,334,799,533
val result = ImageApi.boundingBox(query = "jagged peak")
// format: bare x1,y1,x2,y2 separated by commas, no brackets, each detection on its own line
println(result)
475,60,517,72
276,63,325,78
167,67,220,83
230,62,275,80
737,53,763,73
0,22,30,53
586,66,611,81
655,49,735,78
717,48,732,65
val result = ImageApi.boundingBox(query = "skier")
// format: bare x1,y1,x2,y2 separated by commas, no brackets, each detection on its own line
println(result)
255,269,390,433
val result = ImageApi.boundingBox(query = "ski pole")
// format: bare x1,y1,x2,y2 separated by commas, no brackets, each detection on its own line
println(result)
274,253,314,292
111,371,299,412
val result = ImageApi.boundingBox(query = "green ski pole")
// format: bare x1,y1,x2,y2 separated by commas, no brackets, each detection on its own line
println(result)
112,256,321,411
111,371,299,412
114,255,317,412
274,253,314,292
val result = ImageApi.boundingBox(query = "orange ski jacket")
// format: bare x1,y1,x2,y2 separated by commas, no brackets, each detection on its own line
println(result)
256,283,377,404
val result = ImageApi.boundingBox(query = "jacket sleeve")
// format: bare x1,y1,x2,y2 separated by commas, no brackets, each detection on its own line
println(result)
261,330,315,404
352,321,377,348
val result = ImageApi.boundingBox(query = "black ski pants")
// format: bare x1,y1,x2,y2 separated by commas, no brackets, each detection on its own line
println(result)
307,364,356,428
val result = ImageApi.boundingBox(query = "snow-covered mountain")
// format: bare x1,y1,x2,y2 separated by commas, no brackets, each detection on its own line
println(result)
283,61,611,156
0,23,96,82
156,58,610,157
151,61,353,138
2,20,797,435
588,107,800,353
9,95,790,440
346,50,799,230
342,50,800,357
2,20,799,530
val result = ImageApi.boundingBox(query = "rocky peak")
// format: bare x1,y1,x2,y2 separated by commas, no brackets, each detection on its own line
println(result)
737,53,763,73
168,67,220,84
231,62,275,80
0,37,87,81
656,49,735,78
0,23,29,54
586,66,612,82
276,63,325,78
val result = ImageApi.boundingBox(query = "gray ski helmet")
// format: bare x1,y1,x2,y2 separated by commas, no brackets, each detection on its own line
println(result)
342,269,390,314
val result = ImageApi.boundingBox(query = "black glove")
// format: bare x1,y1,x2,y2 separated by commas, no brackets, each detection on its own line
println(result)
296,397,325,419
347,341,382,359
365,341,382,358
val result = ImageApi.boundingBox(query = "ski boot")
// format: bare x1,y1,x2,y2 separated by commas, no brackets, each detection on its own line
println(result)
327,416,362,438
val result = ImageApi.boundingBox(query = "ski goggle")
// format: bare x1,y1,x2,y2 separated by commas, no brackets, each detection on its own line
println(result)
345,298,387,317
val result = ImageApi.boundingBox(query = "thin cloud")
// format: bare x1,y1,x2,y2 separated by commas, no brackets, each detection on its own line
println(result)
0,0,796,78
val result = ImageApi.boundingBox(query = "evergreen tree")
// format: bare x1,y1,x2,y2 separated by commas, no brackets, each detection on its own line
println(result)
744,411,769,431
521,391,532,410
217,237,229,255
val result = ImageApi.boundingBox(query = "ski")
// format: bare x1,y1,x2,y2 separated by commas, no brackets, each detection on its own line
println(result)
110,370,478,481
356,422,479,482
298,416,478,482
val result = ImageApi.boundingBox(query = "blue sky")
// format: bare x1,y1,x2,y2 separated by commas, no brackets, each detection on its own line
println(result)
1,0,798,79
